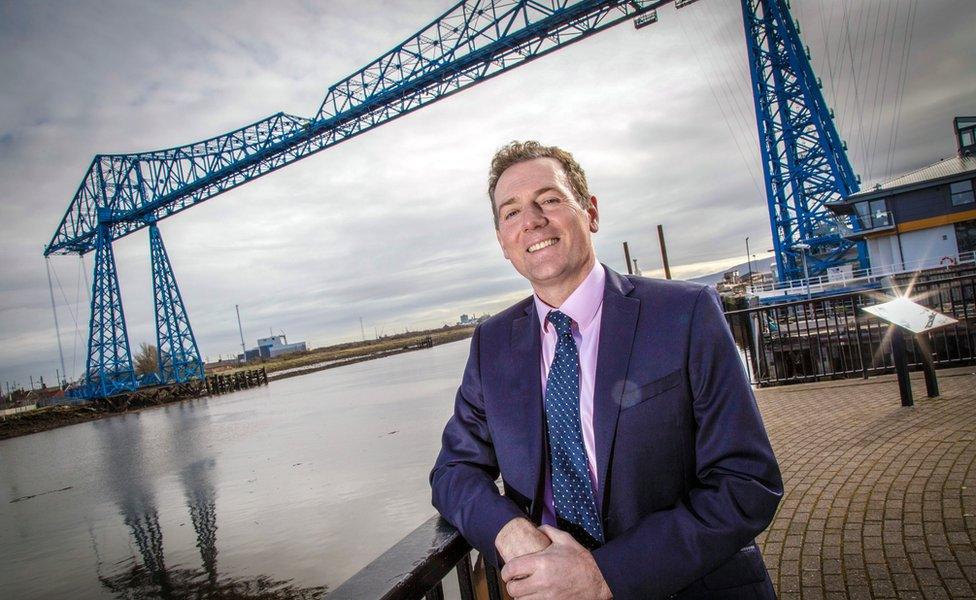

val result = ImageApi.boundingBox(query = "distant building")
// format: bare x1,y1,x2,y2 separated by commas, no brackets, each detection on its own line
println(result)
238,334,307,362
828,117,976,272
458,313,489,326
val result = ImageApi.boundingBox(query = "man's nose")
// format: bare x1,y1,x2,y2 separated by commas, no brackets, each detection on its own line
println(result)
522,205,547,230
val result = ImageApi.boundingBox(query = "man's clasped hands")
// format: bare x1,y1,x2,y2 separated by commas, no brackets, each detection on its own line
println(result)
495,517,612,600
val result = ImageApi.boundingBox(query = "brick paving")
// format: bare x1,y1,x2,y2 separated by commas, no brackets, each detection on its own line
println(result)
755,368,976,600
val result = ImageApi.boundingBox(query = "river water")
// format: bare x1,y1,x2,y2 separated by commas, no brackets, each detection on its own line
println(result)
0,339,472,599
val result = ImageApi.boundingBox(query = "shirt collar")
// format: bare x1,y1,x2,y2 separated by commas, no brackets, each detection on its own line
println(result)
534,261,606,333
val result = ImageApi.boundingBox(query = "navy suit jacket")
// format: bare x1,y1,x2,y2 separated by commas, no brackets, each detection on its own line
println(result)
430,266,782,599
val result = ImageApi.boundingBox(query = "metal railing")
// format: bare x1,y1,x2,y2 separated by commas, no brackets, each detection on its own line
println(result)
746,250,976,296
329,515,504,600
726,273,976,386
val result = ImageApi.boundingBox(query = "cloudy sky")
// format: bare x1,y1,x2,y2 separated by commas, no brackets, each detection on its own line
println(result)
1,0,973,389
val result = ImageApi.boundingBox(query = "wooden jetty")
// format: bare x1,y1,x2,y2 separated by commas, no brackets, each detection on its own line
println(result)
205,368,269,395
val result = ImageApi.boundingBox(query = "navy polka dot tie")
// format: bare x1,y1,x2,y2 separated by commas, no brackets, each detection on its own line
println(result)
544,310,604,549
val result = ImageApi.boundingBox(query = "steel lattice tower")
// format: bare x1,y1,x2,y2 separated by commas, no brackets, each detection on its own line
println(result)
741,0,866,282
84,215,137,398
149,223,204,385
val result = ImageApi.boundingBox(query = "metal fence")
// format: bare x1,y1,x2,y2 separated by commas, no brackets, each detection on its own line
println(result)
725,273,976,386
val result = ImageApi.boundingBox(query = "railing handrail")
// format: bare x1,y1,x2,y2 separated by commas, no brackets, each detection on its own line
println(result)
730,270,976,316
328,514,475,600
747,250,976,294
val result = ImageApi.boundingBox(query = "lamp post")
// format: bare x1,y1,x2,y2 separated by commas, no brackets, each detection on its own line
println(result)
236,304,247,363
792,242,812,299
745,236,755,287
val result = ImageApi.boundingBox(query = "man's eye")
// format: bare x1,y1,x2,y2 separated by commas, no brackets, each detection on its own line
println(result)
504,209,519,220
542,197,560,204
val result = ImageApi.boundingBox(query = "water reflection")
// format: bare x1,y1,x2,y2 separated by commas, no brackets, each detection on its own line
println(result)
1,341,468,598
94,407,326,599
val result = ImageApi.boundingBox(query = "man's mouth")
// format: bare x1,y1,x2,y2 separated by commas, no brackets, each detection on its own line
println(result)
527,238,559,253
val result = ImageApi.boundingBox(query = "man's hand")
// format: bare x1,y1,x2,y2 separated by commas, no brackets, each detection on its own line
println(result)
500,525,612,599
495,517,551,563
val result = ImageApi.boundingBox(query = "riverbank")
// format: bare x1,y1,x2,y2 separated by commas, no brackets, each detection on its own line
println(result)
1,403,123,440
0,325,476,441
0,382,213,441
212,324,476,378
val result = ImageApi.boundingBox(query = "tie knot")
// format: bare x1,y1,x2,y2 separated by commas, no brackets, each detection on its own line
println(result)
546,310,573,337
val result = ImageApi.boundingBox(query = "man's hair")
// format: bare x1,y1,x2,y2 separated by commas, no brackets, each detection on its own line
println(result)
487,140,591,229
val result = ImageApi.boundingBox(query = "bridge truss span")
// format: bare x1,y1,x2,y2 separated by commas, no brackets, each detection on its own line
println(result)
45,0,664,258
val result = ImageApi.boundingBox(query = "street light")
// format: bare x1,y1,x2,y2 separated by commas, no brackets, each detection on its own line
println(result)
792,242,812,299
745,236,754,281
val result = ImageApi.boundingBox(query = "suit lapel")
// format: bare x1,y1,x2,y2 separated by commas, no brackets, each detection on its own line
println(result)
594,267,639,511
510,301,544,514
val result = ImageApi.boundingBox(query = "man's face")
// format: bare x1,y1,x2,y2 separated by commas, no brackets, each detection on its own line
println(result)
493,157,599,296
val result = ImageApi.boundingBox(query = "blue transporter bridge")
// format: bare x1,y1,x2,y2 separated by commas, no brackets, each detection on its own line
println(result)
45,0,864,399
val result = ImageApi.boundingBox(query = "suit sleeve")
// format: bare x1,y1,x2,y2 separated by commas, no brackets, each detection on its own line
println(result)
591,286,783,599
430,324,526,566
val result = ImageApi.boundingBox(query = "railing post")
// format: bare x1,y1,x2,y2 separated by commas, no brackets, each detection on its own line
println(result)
852,296,869,379
485,563,504,600
425,582,445,600
456,552,476,600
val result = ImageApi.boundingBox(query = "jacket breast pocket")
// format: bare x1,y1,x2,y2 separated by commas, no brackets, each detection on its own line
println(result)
620,368,683,410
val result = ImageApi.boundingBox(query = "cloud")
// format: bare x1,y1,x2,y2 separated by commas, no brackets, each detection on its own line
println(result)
1,0,974,386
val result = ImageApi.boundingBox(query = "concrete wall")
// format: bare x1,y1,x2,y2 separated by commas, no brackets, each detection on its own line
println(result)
1,404,37,418
867,236,898,270
900,225,957,266
268,342,307,359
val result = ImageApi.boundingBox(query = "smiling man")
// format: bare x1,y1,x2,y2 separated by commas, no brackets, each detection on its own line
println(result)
430,141,783,599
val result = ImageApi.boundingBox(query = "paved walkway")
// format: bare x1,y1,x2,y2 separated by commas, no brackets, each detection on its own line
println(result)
755,368,976,600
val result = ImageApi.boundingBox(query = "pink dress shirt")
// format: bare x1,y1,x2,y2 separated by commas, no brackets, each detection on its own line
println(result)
533,261,605,527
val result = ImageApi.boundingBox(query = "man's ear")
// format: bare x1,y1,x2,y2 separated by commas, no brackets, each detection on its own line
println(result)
588,196,599,233
496,228,510,260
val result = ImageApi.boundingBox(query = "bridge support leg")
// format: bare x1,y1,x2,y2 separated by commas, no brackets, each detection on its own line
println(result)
83,223,137,398
149,223,204,384
740,0,868,282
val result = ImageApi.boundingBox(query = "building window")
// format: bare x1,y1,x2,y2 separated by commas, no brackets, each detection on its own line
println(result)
869,199,890,227
955,220,976,254
854,201,870,228
963,129,976,148
952,180,975,205
956,116,976,154
951,180,975,206
853,199,890,229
